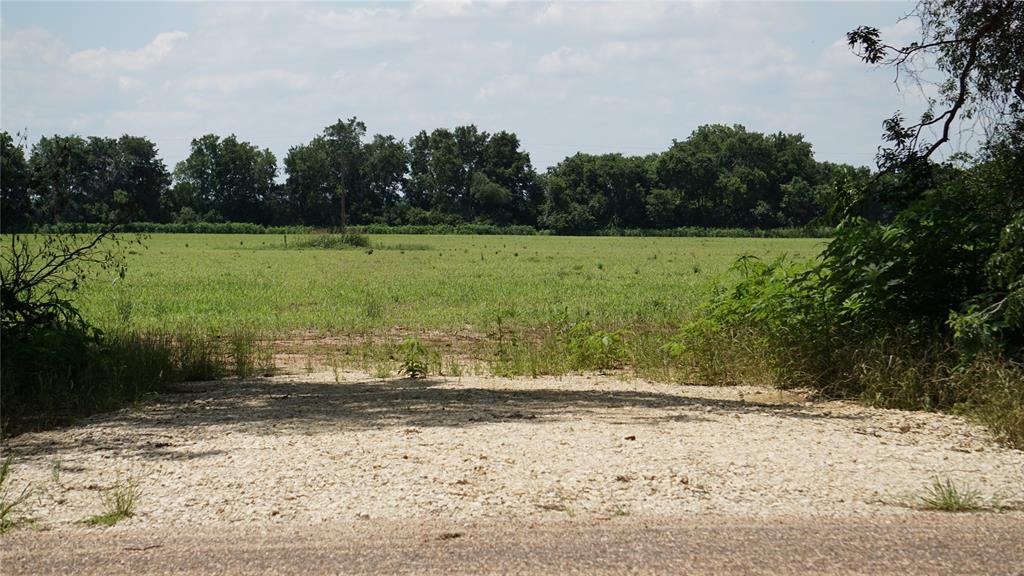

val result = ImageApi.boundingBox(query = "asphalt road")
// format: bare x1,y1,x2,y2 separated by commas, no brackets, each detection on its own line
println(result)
3,515,1023,575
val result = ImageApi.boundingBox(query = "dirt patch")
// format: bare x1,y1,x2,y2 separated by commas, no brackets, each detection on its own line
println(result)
3,371,1022,530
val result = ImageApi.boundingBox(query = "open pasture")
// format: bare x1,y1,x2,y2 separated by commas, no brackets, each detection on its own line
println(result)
77,234,825,335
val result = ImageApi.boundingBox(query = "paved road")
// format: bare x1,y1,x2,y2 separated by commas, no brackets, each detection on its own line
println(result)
3,515,1023,575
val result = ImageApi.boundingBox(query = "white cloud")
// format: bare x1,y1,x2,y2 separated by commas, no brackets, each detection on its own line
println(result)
411,0,474,19
307,7,423,47
117,76,142,91
537,39,693,76
477,73,529,101
68,31,188,77
538,47,600,75
1,27,66,65
184,69,309,94
533,1,680,34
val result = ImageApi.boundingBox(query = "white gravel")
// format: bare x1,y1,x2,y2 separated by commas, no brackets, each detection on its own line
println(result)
4,371,1023,530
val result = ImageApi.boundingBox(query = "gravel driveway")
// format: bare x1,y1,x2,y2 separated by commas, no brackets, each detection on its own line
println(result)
3,371,1023,529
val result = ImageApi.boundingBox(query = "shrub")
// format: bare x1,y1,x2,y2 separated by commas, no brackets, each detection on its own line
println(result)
292,233,370,250
559,321,627,372
399,337,429,378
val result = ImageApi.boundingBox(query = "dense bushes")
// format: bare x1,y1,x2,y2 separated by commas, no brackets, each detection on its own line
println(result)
664,0,1024,446
0,231,269,434
669,144,1024,445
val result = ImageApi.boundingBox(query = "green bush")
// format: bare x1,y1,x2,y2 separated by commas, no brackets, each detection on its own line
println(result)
399,337,429,378
291,233,370,250
559,321,628,372
668,146,1024,446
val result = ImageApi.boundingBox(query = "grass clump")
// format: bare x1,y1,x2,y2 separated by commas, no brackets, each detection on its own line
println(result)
918,478,982,512
0,455,32,534
292,233,370,250
86,475,141,527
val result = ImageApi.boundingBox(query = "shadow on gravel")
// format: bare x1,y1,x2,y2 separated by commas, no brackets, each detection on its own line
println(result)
9,377,865,458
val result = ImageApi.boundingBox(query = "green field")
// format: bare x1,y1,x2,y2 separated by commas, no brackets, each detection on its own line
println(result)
76,234,826,335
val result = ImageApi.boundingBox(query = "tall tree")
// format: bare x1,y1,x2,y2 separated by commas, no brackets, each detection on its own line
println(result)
323,117,367,230
363,134,410,222
173,134,277,224
0,132,33,232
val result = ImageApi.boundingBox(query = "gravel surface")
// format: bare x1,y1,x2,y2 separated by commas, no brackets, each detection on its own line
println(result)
3,371,1023,530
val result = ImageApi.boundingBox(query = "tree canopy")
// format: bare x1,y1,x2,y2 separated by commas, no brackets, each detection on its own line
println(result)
2,120,871,232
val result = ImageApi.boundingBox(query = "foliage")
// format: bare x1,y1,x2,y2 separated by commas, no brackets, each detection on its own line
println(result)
0,456,33,534
8,119,868,233
0,132,33,233
34,221,311,234
85,474,141,526
670,0,1024,446
291,233,370,250
918,478,982,512
171,133,279,225
0,228,270,433
558,320,627,372
399,337,429,378
1,230,130,336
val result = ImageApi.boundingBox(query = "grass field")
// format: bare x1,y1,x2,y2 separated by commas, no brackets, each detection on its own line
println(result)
75,234,825,335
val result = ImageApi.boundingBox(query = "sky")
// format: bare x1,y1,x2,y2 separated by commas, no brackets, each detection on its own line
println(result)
1,1,933,174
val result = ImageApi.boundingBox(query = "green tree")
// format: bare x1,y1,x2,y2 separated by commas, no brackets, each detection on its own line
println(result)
363,134,409,223
0,132,32,232
173,134,277,224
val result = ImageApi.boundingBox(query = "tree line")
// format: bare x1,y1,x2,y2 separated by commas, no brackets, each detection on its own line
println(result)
1,121,873,233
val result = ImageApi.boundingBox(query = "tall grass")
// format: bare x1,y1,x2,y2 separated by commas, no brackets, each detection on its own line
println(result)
1,329,274,435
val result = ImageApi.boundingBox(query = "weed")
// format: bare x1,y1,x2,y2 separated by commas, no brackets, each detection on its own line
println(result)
291,233,370,250
399,337,429,378
85,474,142,526
444,357,463,378
561,321,627,373
50,457,62,485
918,477,982,512
227,330,274,379
0,456,32,534
363,292,385,321
372,361,393,380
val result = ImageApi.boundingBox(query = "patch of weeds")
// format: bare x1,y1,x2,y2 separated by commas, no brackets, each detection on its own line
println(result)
372,361,393,380
561,321,627,373
918,477,982,512
85,474,142,527
1,455,33,534
290,233,370,250
444,357,463,378
227,330,275,379
399,337,429,378
363,292,385,322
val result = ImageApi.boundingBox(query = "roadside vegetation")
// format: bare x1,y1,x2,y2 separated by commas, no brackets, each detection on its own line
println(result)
84,474,141,527
666,0,1024,446
918,478,983,513
1,1,1019,454
0,455,32,534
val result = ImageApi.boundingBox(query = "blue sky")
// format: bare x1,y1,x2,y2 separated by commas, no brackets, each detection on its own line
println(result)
2,1,929,173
